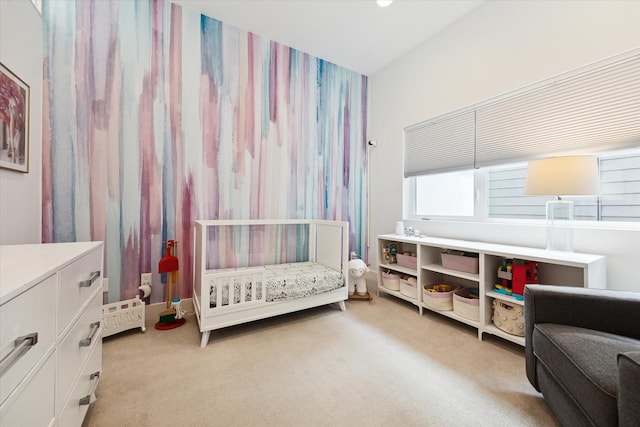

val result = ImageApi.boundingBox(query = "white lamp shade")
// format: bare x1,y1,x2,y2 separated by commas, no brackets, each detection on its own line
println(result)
524,155,600,196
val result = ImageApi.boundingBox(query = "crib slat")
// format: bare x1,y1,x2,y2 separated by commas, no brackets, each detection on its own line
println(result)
240,276,246,304
251,275,257,302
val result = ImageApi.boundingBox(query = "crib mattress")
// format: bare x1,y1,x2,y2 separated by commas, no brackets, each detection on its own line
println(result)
209,262,344,308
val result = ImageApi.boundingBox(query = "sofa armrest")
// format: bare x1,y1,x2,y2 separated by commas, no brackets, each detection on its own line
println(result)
524,285,640,389
618,351,640,427
525,285,640,337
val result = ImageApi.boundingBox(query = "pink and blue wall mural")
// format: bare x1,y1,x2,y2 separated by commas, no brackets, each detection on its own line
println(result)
42,0,368,303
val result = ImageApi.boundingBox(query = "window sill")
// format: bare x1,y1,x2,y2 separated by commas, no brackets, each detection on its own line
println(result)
405,217,640,232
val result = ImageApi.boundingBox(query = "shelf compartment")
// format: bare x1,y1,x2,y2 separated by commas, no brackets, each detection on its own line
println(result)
381,263,418,276
486,290,524,306
423,263,480,283
378,285,420,308
482,324,526,346
419,302,480,329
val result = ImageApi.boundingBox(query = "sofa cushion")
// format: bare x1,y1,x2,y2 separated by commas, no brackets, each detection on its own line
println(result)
618,351,640,427
533,323,640,426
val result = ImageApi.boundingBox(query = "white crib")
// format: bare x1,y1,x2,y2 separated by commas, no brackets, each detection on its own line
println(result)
192,219,349,347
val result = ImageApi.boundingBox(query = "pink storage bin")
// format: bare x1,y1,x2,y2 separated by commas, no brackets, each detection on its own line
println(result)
441,253,479,274
397,253,417,270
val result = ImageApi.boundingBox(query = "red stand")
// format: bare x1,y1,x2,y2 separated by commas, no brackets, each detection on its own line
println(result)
154,318,186,330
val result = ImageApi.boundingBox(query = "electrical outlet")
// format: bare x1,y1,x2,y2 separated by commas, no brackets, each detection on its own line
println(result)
102,278,109,293
141,273,152,287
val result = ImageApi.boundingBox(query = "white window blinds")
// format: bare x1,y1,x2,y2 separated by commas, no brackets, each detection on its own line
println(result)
475,52,640,168
403,110,475,177
404,49,640,177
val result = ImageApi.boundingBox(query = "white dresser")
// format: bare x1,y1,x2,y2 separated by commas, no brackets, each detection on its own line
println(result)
0,242,104,427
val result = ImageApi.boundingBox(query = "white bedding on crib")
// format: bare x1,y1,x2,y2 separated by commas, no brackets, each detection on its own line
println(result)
209,262,344,308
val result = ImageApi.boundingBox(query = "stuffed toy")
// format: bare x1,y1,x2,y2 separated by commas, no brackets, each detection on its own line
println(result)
348,258,369,295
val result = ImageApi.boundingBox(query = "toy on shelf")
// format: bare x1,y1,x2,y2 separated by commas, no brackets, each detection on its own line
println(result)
495,258,539,299
497,259,514,287
425,283,457,293
382,242,399,264
493,284,523,301
512,261,538,295
155,240,186,330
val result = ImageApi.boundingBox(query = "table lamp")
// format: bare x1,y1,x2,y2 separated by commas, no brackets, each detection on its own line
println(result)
524,155,600,252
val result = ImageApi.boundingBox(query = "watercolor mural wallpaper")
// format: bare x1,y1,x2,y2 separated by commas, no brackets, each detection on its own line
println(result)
42,0,368,303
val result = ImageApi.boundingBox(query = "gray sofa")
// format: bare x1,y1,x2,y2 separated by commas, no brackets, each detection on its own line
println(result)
524,285,640,427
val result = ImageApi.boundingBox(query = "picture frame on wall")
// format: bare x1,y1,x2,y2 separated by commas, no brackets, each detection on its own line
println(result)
0,62,30,173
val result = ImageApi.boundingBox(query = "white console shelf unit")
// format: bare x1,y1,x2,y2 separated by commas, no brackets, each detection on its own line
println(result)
376,234,606,347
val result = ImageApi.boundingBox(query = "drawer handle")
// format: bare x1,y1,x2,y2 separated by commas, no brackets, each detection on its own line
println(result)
79,322,101,347
0,333,38,376
79,371,101,405
79,271,101,288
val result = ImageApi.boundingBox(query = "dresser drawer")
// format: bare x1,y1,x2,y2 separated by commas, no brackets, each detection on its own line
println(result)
58,246,103,335
58,338,102,427
57,290,102,412
0,274,56,406
0,351,55,426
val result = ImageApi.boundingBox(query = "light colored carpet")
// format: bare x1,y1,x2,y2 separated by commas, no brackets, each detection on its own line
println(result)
84,286,559,427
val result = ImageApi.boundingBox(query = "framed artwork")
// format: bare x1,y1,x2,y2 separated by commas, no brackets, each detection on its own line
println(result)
0,62,30,173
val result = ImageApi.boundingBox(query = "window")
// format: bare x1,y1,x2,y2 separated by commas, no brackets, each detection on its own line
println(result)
411,148,640,223
599,151,640,221
486,164,599,220
414,170,475,218
487,149,640,222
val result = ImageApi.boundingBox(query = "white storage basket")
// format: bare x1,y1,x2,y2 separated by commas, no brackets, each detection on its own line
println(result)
399,277,417,299
381,272,401,291
492,299,525,336
423,283,459,311
453,287,480,321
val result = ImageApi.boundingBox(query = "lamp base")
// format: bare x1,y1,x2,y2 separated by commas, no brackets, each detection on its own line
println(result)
546,200,574,252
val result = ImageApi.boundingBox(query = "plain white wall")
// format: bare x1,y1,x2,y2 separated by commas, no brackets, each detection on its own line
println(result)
0,0,43,244
368,0,640,292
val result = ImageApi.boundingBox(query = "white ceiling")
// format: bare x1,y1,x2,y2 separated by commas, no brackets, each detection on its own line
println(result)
171,0,484,76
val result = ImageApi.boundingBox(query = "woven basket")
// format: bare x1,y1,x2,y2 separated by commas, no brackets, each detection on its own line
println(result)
381,272,401,291
492,299,525,336
423,283,459,311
